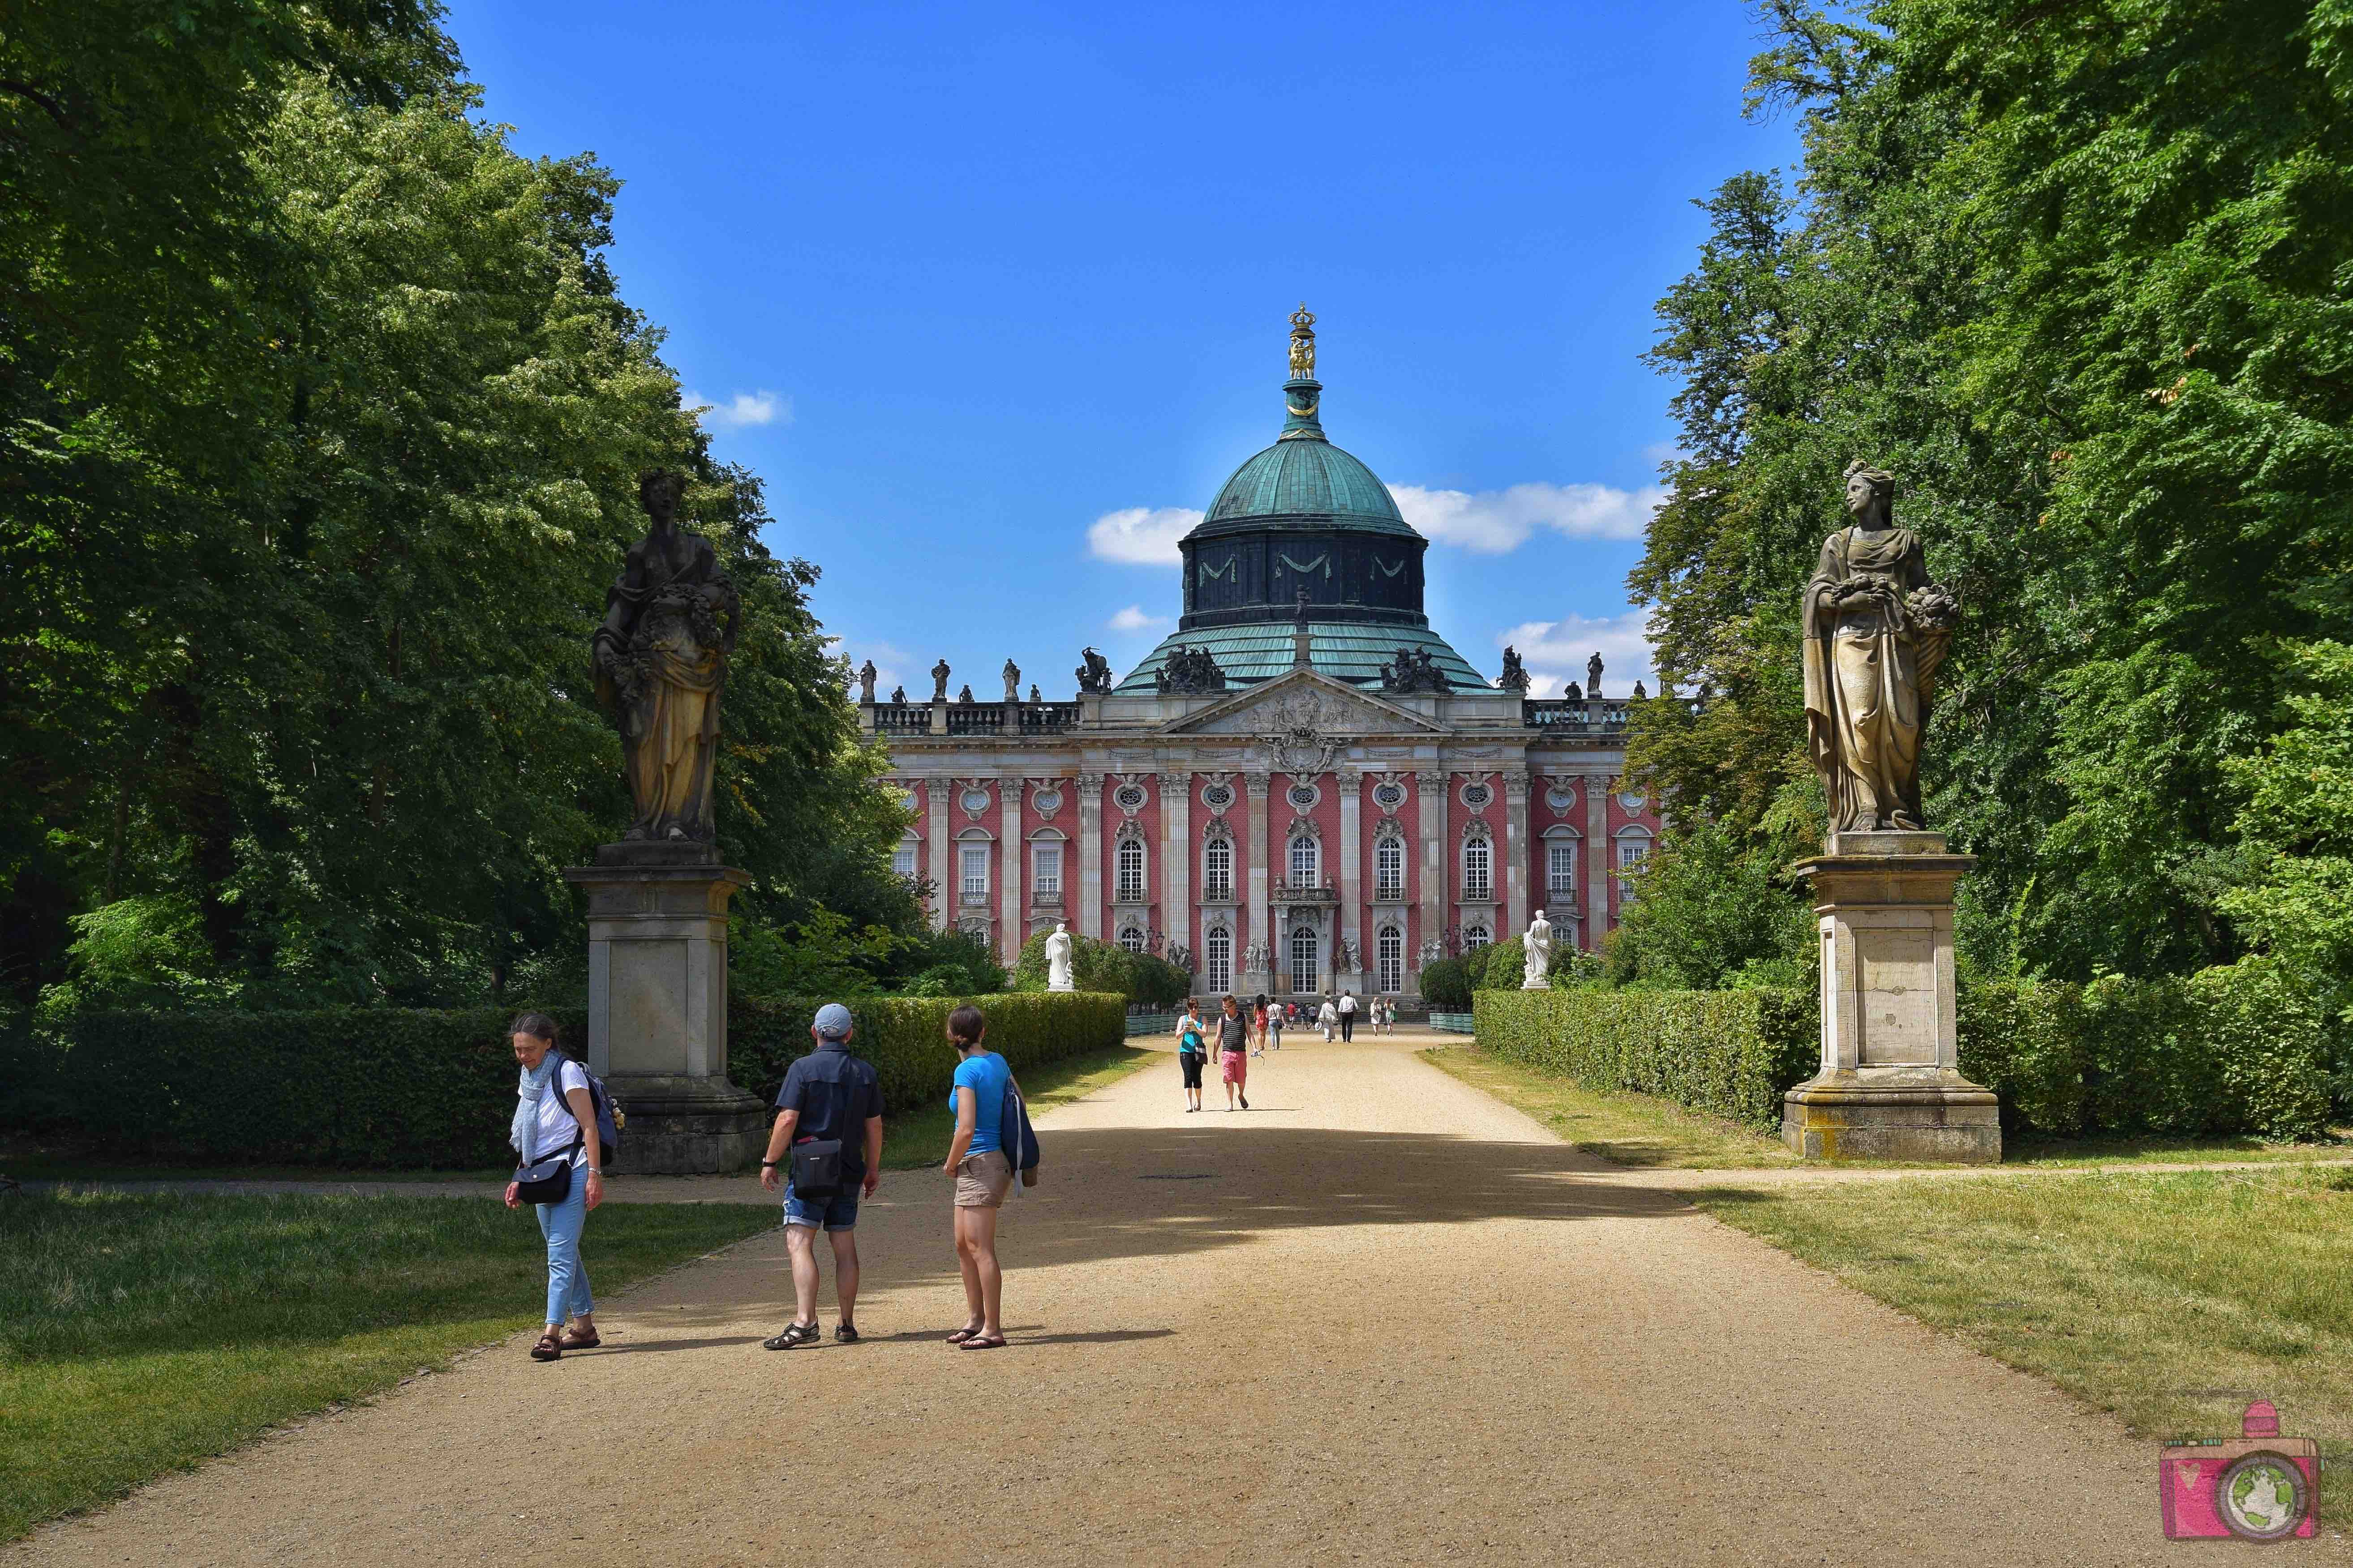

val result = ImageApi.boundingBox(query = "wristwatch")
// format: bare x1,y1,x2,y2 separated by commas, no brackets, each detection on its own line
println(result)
760,1160,779,1169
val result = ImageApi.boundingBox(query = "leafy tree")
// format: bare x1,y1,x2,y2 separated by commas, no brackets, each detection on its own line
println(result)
1602,821,1816,990
2221,641,2353,1011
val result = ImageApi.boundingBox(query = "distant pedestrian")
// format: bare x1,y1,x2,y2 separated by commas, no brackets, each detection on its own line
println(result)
1217,994,1251,1110
944,1004,1017,1349
1318,995,1338,1041
503,1014,603,1363
1175,998,1208,1112
1267,999,1284,1052
758,1002,885,1350
1339,990,1358,1042
1251,997,1268,1057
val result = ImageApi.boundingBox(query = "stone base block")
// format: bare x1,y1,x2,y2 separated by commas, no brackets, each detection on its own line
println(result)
606,1074,768,1176
1782,1070,2001,1164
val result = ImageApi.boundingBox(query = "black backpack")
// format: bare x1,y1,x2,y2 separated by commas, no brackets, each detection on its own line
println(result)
545,1052,625,1165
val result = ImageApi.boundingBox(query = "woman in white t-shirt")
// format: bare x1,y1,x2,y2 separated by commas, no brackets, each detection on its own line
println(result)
502,1013,604,1361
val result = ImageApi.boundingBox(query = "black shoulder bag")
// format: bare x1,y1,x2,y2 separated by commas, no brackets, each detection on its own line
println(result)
513,1067,582,1205
786,1076,852,1197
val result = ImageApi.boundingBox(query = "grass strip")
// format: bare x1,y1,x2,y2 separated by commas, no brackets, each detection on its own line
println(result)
1421,1043,1802,1168
0,1190,774,1542
1692,1166,2353,1525
879,1043,1158,1170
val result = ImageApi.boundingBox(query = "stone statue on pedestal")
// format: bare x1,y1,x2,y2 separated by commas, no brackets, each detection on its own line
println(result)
931,659,951,702
956,684,974,704
1564,681,1581,701
1028,683,1041,704
1586,652,1604,699
1801,461,1960,836
1002,659,1022,702
592,471,739,845
1522,910,1553,989
857,660,877,703
1076,647,1113,694
1045,923,1075,991
1498,646,1530,691
889,685,906,704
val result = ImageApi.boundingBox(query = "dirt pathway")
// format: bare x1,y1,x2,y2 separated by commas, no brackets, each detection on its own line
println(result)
12,1030,2271,1565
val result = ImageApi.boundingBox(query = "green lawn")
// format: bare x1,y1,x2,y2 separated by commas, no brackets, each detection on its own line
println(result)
1692,1167,2353,1525
879,1043,1158,1170
0,1190,774,1542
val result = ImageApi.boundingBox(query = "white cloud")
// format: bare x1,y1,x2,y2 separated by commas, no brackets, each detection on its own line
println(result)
686,390,792,430
1389,481,1665,553
1107,604,1170,633
1499,610,1661,697
1086,506,1201,566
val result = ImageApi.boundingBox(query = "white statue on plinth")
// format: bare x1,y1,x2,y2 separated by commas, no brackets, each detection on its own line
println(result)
1523,909,1553,989
1044,922,1075,991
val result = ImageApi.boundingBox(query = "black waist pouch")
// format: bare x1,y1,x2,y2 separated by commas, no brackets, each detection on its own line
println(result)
789,1137,844,1197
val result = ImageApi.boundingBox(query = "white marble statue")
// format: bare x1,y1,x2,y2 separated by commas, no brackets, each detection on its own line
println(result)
1522,909,1554,989
1045,922,1075,991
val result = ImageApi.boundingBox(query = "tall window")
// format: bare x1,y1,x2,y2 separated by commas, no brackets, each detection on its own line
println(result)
1118,925,1146,954
1547,842,1576,902
1462,835,1492,901
1031,841,1062,897
1289,925,1318,992
1289,833,1319,888
1374,836,1404,900
1463,924,1492,951
1205,925,1232,994
1116,837,1146,903
892,841,918,880
1618,840,1649,904
1377,926,1403,994
1203,837,1233,900
960,845,989,903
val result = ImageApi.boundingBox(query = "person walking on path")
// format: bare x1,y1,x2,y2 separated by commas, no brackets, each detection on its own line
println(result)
503,1014,602,1363
757,1002,884,1350
1216,995,1251,1110
1318,994,1338,1041
1338,990,1358,1042
1175,999,1208,1113
1251,996,1268,1058
1267,999,1284,1052
944,1004,1017,1350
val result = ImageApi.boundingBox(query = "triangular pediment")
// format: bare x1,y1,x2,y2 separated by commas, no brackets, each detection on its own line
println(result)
1159,669,1445,737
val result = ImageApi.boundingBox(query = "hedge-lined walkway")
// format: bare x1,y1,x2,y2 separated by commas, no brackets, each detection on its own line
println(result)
14,1030,2187,1566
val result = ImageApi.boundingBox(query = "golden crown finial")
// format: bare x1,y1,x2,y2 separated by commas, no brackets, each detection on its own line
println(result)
1287,302,1317,380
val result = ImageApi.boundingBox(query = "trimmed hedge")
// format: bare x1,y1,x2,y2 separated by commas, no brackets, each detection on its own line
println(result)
1470,987,1814,1133
0,992,1125,1169
1468,956,2344,1143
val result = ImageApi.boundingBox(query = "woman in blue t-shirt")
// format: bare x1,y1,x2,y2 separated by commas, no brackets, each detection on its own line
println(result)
943,1003,1016,1350
1175,998,1207,1113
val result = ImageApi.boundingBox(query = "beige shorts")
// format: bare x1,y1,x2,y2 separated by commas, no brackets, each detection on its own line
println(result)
954,1149,1013,1208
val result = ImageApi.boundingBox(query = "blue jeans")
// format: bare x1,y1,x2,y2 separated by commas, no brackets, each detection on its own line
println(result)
783,1181,860,1231
535,1173,594,1325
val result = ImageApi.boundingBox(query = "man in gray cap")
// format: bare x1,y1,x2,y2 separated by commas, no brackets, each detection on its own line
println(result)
757,1002,885,1349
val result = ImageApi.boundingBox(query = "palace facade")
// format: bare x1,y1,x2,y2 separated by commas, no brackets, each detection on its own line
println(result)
857,313,1659,1001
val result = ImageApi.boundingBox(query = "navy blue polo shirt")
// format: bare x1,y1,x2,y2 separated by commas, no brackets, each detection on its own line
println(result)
775,1041,885,1177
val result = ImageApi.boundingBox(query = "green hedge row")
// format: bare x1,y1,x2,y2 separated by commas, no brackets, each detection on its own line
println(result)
0,992,1126,1169
1469,987,1815,1133
1467,955,2344,1143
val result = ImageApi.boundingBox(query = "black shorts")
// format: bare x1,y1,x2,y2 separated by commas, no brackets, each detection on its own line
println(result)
1180,1051,1205,1088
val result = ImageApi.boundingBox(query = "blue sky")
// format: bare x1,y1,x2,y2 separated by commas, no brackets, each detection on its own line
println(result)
445,0,1798,699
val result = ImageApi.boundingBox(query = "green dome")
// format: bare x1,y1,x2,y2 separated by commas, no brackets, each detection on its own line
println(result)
1199,432,1415,538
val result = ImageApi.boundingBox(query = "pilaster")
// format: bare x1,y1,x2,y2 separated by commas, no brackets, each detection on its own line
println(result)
927,782,951,934
1338,767,1364,989
1246,771,1271,990
1584,771,1609,948
1504,770,1531,941
1077,772,1105,939
998,775,1022,965
1415,769,1446,972
1161,769,1190,963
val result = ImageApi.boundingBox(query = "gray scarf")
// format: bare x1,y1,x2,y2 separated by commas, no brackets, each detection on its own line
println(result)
511,1053,561,1161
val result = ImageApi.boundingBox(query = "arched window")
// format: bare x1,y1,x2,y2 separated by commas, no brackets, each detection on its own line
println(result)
1289,832,1320,888
960,844,990,904
1203,836,1233,901
893,838,919,881
1461,833,1492,901
1374,835,1404,900
1547,840,1577,902
1462,924,1493,951
1205,925,1232,994
1377,926,1403,994
1116,835,1146,903
1117,925,1146,954
1289,925,1319,993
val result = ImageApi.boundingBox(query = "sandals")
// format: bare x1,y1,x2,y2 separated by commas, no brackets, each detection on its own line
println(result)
529,1333,562,1362
957,1333,1007,1351
557,1326,600,1350
1240,1095,1249,1110
833,1324,860,1344
761,1321,822,1350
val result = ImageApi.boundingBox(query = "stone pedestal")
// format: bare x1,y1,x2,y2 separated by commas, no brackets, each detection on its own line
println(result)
563,844,767,1175
1783,832,2001,1164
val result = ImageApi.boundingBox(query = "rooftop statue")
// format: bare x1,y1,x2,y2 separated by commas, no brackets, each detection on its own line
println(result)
593,471,740,844
1801,461,1960,836
889,685,906,704
1076,647,1114,694
857,659,877,703
1380,645,1451,694
1156,643,1228,695
1586,651,1604,699
1498,646,1530,692
930,658,950,702
1288,302,1317,380
1002,658,1021,702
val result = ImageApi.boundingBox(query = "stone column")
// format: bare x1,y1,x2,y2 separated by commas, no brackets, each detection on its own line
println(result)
1160,769,1190,966
1416,769,1446,972
998,776,1022,966
1244,771,1272,995
1583,772,1609,948
1077,772,1105,939
1782,832,1999,1163
563,849,764,1174
927,781,952,934
1503,770,1531,941
1337,767,1364,994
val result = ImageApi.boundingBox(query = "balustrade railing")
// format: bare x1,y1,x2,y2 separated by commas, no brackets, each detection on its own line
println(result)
873,704,929,734
1018,703,1083,733
944,705,1004,736
1271,878,1339,903
1521,698,1632,730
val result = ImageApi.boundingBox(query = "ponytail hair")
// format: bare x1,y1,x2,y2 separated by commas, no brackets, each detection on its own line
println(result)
509,1012,560,1049
947,1004,987,1049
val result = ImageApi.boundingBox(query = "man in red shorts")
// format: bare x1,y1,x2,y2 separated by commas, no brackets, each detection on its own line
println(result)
1216,995,1251,1111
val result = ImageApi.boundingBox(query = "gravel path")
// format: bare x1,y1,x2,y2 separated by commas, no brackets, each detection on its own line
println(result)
10,1030,2273,1565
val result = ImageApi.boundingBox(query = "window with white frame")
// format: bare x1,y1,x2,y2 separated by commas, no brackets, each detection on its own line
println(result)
1289,925,1319,992
1617,839,1649,904
1462,924,1492,951
1461,834,1492,901
1118,925,1146,954
892,841,918,880
1377,926,1403,994
959,844,989,903
1205,925,1232,994
1203,836,1233,901
1116,837,1146,903
1547,841,1577,901
1031,840,1062,897
1289,832,1319,888
1374,835,1404,900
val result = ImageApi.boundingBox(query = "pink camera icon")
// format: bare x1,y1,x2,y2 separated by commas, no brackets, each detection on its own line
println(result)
2159,1400,2318,1541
